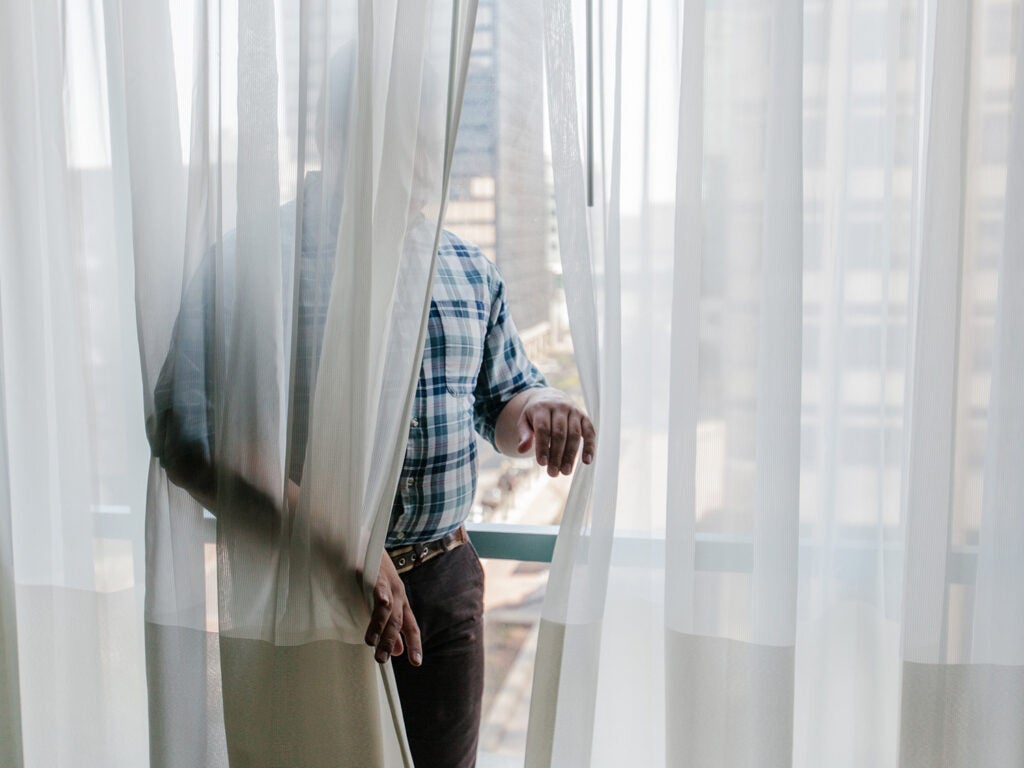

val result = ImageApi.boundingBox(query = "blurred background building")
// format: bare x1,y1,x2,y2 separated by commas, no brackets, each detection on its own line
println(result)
445,0,557,334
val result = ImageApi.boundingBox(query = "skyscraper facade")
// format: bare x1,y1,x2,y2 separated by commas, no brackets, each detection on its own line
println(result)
446,0,555,333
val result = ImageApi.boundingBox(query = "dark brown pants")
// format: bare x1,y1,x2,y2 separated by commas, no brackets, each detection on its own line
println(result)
392,542,485,768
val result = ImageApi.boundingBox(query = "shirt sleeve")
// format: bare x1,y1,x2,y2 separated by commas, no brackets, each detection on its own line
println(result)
150,249,216,474
473,263,548,448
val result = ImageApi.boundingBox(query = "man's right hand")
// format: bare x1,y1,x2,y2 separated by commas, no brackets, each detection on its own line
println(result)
294,482,423,667
365,552,423,667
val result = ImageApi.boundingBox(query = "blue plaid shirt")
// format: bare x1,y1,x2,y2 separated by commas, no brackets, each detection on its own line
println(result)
388,231,547,545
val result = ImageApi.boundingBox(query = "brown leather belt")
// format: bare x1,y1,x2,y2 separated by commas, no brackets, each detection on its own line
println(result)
386,526,468,575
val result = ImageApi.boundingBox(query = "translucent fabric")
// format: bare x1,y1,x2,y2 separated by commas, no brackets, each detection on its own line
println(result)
4,0,1024,766
2,0,477,765
525,0,618,763
529,0,1024,766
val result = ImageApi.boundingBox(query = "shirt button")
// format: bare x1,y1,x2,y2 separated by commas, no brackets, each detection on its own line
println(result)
411,417,420,428
394,532,405,541
405,477,415,488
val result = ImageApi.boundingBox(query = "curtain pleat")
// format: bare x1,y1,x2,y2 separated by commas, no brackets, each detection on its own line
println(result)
526,0,622,763
0,0,476,765
0,305,24,768
533,1,1024,766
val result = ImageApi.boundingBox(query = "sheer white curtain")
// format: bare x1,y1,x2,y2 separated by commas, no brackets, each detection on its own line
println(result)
4,0,1024,766
531,0,1024,766
1,2,151,765
1,0,476,766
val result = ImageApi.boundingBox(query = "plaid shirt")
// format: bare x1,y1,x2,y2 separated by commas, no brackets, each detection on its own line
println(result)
388,231,547,545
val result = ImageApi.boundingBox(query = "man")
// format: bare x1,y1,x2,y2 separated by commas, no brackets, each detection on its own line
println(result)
152,46,594,767
157,217,594,768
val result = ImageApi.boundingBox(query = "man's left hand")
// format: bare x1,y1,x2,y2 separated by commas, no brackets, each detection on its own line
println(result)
512,388,596,476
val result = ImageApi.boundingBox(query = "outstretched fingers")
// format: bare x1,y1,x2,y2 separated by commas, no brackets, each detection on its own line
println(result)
401,607,423,666
365,557,423,667
376,614,403,663
581,416,597,465
531,406,552,468
547,409,569,477
560,412,584,474
365,583,392,648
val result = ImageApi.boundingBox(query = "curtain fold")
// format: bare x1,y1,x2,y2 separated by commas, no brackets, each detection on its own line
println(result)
2,0,476,765
898,1,1024,763
526,0,622,763
533,1,1024,766
661,1,804,763
128,0,479,763
1,0,152,763
0,305,23,768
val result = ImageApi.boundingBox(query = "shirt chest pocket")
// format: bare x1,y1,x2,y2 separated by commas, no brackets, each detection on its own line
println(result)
436,298,488,396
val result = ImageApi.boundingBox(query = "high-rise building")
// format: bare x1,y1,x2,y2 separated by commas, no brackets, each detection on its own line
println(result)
446,0,555,333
